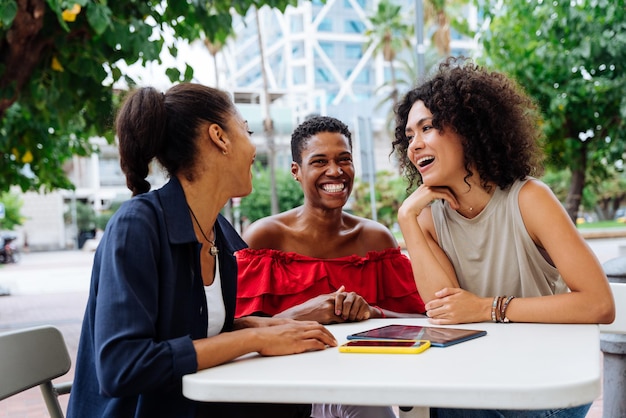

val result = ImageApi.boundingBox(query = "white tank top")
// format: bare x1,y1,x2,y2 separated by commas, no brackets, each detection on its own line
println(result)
430,178,569,298
205,255,226,337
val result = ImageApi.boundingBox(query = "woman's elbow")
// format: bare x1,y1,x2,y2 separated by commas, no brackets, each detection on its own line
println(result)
591,300,615,325
96,363,140,397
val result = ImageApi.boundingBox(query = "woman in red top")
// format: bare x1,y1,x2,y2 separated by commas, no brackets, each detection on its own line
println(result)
236,116,425,323
236,115,425,418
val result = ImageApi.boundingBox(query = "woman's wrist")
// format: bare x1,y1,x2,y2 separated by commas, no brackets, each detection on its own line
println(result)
372,305,386,318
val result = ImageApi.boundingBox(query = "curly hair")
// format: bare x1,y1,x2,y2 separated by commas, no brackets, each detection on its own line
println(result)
291,115,352,164
392,57,545,191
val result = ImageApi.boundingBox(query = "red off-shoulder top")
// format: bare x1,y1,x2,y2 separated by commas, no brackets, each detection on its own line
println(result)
235,247,425,318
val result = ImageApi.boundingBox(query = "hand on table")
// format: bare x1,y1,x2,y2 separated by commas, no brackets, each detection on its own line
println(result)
256,320,337,356
275,285,377,324
425,287,489,324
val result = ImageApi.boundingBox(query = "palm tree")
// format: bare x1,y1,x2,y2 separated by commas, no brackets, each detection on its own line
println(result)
423,0,475,57
375,47,442,133
364,0,414,110
203,37,226,87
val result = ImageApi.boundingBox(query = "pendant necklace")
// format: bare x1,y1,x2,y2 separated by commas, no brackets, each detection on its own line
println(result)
188,205,219,257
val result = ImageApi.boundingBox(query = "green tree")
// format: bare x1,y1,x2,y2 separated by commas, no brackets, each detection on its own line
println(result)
479,0,626,223
95,199,124,231
371,0,474,133
542,167,626,222
364,0,414,110
0,0,298,193
424,0,474,56
64,200,95,232
239,165,303,223
0,191,24,230
351,170,409,229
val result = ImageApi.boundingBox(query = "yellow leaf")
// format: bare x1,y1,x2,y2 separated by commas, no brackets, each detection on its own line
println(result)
62,4,81,22
22,151,33,164
51,56,64,72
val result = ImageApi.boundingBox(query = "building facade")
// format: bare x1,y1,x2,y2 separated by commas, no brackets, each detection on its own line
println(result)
15,0,477,250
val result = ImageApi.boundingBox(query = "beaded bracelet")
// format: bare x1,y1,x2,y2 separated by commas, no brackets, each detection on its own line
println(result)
491,296,499,322
500,296,515,323
496,296,505,323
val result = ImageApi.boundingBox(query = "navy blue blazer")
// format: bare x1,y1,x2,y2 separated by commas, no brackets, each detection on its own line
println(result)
67,176,246,418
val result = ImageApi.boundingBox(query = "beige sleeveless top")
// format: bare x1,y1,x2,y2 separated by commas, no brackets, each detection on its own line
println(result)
431,178,569,298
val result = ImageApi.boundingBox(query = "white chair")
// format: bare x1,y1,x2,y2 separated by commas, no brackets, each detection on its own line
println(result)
0,325,72,418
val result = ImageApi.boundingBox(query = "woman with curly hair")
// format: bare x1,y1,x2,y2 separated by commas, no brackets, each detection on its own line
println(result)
393,58,614,417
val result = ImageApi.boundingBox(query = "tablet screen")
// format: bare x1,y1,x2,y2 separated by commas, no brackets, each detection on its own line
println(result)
347,324,486,347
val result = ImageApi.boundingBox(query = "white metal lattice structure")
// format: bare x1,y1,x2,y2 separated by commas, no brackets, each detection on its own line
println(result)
216,0,478,174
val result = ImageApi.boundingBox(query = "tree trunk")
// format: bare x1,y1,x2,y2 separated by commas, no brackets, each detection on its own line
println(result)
0,0,47,118
564,143,587,225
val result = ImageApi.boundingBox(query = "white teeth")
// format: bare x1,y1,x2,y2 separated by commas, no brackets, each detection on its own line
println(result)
417,156,435,167
322,183,345,193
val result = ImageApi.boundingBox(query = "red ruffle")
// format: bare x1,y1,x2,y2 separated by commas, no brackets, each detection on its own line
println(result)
235,247,425,317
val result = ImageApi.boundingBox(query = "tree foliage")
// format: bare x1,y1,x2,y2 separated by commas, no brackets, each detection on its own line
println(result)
478,0,626,222
0,191,24,230
364,0,413,109
351,170,409,228
0,0,298,193
239,165,304,223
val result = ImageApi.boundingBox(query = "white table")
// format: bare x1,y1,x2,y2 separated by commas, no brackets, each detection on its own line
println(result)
183,318,601,416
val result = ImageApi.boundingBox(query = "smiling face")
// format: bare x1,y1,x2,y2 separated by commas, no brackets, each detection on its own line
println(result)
292,131,354,210
405,100,467,187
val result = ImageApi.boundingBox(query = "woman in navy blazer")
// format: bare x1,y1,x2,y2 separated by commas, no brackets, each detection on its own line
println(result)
67,83,336,418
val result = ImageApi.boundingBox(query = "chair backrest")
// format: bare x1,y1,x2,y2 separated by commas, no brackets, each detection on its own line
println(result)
600,282,626,334
0,325,72,417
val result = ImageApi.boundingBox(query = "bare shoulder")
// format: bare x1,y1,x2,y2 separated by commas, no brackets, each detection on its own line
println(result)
518,178,573,244
344,212,398,249
518,178,562,216
242,210,296,249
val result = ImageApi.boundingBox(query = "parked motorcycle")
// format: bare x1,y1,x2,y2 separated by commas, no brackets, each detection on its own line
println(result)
0,233,20,264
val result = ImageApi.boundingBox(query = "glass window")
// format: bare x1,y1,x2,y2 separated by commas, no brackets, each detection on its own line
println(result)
290,15,303,32
319,42,335,58
293,66,305,84
318,18,333,32
345,44,363,59
344,20,365,33
347,68,370,84
343,0,366,8
315,66,333,83
292,41,304,59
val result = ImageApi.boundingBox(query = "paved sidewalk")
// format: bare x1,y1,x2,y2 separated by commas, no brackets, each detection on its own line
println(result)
0,250,93,417
2,239,625,417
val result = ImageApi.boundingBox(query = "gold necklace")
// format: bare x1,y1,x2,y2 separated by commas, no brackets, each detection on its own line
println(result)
188,205,219,257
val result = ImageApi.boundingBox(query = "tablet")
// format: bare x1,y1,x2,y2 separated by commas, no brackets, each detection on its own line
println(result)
347,324,486,347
